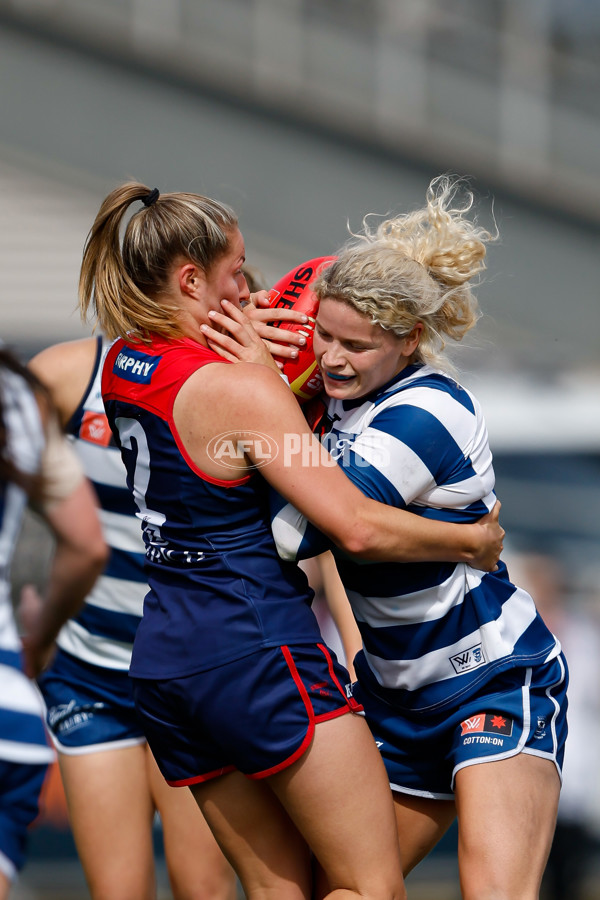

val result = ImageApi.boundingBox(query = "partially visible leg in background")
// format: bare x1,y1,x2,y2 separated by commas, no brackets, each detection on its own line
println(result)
147,746,238,900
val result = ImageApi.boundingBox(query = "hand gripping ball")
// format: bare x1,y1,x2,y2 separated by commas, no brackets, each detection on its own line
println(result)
268,256,336,403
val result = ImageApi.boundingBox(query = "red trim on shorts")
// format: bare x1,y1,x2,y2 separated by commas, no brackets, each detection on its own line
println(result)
249,645,315,780
317,643,363,713
166,764,236,787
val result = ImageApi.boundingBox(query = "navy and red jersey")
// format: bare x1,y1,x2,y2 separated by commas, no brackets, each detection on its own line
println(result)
102,334,321,680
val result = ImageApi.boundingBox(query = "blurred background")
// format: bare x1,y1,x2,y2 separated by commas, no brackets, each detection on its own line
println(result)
1,0,599,897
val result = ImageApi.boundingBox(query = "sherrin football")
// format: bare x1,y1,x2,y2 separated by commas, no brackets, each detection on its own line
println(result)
268,256,336,403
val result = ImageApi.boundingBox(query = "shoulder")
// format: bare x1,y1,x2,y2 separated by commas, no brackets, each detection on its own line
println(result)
29,337,99,426
178,360,306,432
29,336,99,380
188,360,292,406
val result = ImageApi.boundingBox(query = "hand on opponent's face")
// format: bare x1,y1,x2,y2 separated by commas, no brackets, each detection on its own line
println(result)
200,299,287,371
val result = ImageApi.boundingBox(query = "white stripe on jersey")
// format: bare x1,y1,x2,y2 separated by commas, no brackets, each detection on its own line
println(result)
0,739,54,764
348,564,479,628
362,587,540,692
0,588,20,652
82,575,146,617
351,430,434,502
270,504,309,561
98,508,147,554
57,619,133,670
0,664,49,715
72,439,129,488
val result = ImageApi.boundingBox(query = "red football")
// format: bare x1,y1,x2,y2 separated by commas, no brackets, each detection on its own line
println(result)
268,256,336,402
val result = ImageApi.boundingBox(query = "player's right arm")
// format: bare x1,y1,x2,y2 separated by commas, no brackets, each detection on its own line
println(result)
175,361,504,569
19,394,107,678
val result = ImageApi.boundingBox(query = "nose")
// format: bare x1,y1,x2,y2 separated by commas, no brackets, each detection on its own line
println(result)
321,343,345,369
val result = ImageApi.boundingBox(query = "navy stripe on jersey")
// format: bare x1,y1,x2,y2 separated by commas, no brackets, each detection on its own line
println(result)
271,363,560,713
361,403,479,486
73,603,141,644
336,557,454,598
94,480,138,517
0,647,21,669
104,549,147,584
1,706,52,746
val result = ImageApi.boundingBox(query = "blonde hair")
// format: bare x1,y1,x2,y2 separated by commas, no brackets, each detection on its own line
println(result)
79,182,238,342
312,175,496,371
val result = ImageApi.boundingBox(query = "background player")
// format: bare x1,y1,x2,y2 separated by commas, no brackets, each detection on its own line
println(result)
0,345,106,899
29,336,238,900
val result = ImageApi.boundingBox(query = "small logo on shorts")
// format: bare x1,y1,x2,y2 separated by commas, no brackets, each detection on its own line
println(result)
310,681,331,697
49,700,106,735
460,713,513,737
450,643,486,674
534,716,547,739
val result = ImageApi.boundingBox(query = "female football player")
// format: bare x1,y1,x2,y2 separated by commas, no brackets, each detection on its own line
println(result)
235,176,567,900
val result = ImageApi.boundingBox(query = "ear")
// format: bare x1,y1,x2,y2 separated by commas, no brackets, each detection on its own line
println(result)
402,323,423,356
179,263,202,298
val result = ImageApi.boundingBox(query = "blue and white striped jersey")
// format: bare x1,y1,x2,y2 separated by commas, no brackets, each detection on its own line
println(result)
0,367,54,764
272,363,560,713
55,337,147,671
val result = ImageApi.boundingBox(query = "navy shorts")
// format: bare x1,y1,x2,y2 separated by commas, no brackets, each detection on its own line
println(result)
38,649,146,754
0,759,48,880
354,653,568,800
132,642,360,785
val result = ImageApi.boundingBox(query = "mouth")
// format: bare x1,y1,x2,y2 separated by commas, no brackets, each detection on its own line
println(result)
324,371,354,382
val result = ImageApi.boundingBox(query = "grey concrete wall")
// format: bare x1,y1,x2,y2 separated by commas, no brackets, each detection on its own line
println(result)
1,22,599,381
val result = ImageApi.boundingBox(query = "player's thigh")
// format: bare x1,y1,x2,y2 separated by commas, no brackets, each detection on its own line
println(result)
0,870,9,900
147,747,237,900
58,743,156,900
392,791,456,876
268,713,406,900
190,769,312,900
455,753,560,900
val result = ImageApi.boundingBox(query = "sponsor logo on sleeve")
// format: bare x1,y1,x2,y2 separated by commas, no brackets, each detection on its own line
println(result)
80,410,112,446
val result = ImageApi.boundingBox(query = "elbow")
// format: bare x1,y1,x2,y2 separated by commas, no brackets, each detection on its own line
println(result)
89,537,110,576
331,516,377,559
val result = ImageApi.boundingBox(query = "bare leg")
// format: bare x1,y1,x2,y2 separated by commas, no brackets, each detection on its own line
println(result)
191,769,312,900
393,792,457,875
455,753,560,900
58,744,156,900
147,747,237,900
0,870,9,900
192,714,406,900
267,714,406,900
